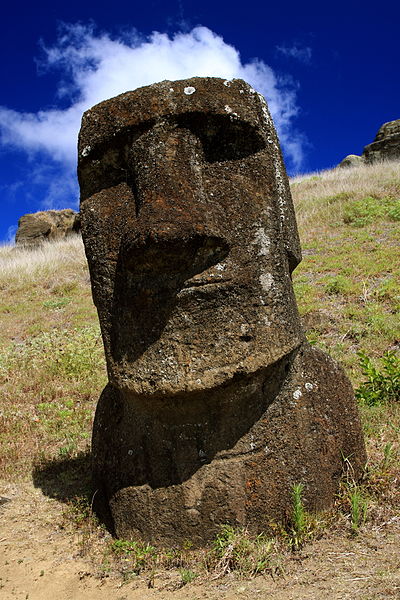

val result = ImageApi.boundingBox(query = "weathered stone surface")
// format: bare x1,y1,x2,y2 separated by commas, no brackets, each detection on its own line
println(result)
79,77,366,545
363,119,400,163
338,154,365,169
15,209,80,247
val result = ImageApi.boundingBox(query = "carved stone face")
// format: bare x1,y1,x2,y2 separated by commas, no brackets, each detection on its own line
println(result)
79,78,303,396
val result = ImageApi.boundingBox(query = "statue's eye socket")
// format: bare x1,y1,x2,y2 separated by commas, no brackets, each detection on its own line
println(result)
78,123,154,200
176,113,266,163
78,114,266,200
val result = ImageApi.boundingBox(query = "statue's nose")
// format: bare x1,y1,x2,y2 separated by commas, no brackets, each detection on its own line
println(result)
129,124,205,227
123,124,229,276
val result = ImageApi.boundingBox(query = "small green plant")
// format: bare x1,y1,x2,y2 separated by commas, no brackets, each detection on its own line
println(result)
58,441,78,458
61,493,104,557
305,330,321,346
110,539,157,574
362,439,399,501
287,483,308,551
340,455,369,535
1,325,103,380
324,275,352,296
43,297,71,310
355,351,400,405
374,276,399,301
179,568,197,585
64,496,94,528
382,442,395,469
348,485,368,534
388,202,400,221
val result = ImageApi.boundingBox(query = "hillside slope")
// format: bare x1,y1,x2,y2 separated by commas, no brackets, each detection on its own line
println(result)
0,159,399,598
291,159,400,382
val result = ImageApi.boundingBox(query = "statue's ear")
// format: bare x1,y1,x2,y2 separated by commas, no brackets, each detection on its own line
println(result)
255,93,302,274
276,161,302,274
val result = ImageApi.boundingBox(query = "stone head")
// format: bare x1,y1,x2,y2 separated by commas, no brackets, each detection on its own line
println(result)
78,77,303,397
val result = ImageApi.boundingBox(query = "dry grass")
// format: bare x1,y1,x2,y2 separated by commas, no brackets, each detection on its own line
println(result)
291,158,400,235
292,158,400,195
0,234,89,290
0,234,96,349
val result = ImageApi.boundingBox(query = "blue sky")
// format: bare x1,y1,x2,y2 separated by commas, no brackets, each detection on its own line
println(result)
1,0,399,242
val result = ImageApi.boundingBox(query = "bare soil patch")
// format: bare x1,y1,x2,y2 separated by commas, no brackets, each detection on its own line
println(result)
1,480,399,600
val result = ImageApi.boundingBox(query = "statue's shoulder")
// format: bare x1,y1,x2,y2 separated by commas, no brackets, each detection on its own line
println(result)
278,342,364,444
289,342,354,397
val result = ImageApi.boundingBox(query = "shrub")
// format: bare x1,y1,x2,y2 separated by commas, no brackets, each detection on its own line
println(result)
355,351,400,405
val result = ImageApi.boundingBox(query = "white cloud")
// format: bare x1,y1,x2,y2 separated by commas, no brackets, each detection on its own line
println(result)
5,224,17,243
276,44,312,64
0,24,305,212
0,105,82,164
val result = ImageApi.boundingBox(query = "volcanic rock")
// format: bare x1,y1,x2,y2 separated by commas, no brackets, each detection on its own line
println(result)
363,119,400,163
79,77,366,545
338,154,365,168
15,209,80,247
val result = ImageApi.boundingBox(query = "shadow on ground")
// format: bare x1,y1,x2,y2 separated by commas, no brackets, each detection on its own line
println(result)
32,450,93,502
32,451,116,534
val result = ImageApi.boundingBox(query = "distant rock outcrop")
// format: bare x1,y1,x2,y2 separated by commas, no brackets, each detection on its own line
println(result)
363,119,400,163
338,119,400,168
338,154,366,169
15,209,80,247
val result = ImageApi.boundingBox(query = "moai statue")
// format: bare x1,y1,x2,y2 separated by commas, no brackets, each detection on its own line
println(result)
78,78,366,545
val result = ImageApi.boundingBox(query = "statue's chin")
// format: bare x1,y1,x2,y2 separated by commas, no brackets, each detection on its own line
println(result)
109,363,272,409
108,338,301,398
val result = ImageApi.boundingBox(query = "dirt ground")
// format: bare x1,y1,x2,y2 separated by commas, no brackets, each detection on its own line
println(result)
0,480,399,600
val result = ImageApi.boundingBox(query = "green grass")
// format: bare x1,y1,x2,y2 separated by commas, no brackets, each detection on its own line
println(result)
291,161,400,545
343,195,400,227
0,322,106,476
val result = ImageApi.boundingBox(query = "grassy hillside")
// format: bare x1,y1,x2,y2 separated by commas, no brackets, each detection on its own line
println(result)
0,159,399,578
291,159,400,385
0,236,105,478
